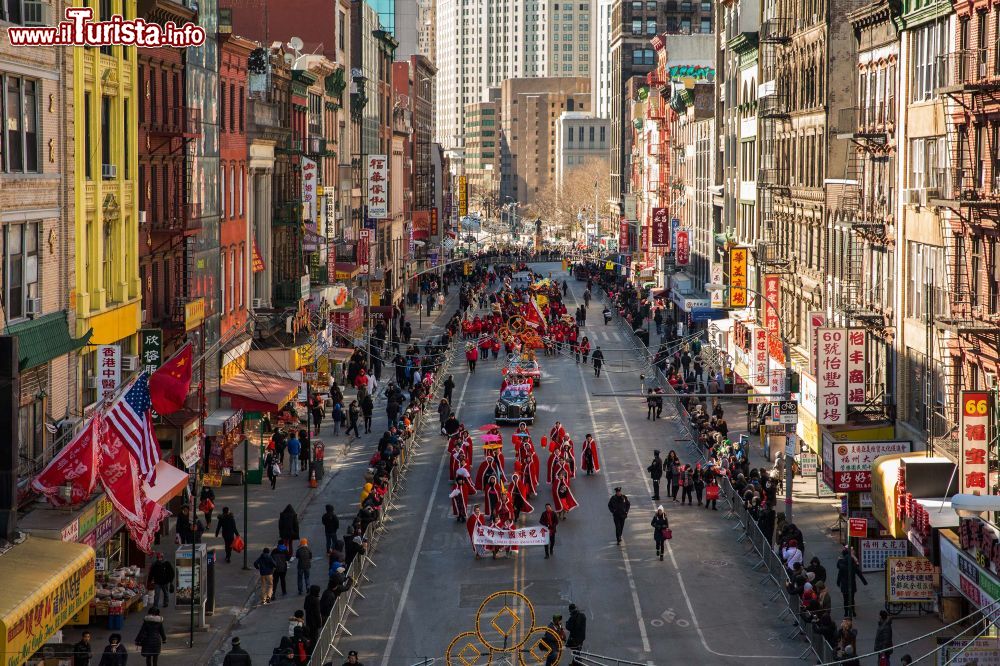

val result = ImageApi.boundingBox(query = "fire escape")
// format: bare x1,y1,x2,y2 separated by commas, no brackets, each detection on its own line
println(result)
833,102,895,420
756,15,793,273
930,47,1000,456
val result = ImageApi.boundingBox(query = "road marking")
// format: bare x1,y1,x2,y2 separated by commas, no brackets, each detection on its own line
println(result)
573,272,798,661
379,364,472,666
576,361,652,654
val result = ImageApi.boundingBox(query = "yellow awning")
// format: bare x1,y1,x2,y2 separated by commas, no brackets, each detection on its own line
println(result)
0,537,95,666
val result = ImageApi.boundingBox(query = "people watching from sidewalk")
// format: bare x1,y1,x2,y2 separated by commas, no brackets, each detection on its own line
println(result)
215,507,239,563
254,547,276,605
147,553,174,610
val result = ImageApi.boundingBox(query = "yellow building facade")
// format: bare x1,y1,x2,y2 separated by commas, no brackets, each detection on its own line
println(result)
73,0,141,406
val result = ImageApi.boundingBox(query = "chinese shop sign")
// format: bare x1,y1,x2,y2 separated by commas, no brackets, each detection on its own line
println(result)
366,154,388,219
728,247,748,308
651,208,669,248
807,311,826,376
886,557,938,603
140,329,163,377
752,327,768,387
675,229,690,266
358,228,372,275
816,328,847,425
763,274,783,363
302,157,317,223
961,391,991,495
860,538,908,572
458,176,468,217
822,438,912,493
97,345,121,400
847,329,867,405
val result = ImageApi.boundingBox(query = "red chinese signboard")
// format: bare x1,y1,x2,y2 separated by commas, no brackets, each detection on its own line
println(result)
413,210,430,240
651,208,670,248
619,218,629,252
847,329,867,405
961,391,991,495
752,326,768,387
675,229,690,265
431,208,439,236
822,439,912,492
358,228,372,275
849,517,868,538
366,154,388,219
763,274,783,363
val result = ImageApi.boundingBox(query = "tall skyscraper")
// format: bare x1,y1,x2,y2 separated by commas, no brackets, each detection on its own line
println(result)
435,0,592,150
591,0,613,118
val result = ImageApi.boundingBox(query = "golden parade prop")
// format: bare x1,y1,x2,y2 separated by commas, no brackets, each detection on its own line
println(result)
446,590,563,666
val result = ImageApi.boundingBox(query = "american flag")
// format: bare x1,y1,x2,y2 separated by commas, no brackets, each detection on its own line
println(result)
106,372,160,483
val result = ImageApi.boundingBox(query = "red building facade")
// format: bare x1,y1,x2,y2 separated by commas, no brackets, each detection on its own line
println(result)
218,34,254,339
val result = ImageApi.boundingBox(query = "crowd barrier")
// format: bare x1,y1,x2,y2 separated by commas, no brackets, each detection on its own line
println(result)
308,336,457,664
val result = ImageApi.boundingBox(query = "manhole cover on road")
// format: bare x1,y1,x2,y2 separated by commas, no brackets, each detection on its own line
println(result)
701,559,731,567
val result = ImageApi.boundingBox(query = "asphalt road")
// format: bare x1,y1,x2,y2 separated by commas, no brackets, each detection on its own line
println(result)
343,262,803,665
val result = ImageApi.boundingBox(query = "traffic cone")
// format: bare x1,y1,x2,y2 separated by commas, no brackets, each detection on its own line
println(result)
309,468,318,488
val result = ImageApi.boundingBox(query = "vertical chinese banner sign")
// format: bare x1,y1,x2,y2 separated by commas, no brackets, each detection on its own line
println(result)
816,328,847,425
301,157,317,222
763,274,783,363
651,208,669,247
97,345,121,401
808,311,827,376
728,247,748,308
846,329,867,405
753,327,768,387
675,229,690,266
366,155,388,219
960,391,991,495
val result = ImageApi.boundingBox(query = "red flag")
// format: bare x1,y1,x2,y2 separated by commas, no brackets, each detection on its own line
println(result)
150,343,194,415
99,416,169,554
31,416,101,506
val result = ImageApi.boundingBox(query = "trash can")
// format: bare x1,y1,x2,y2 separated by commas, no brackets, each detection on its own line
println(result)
108,601,124,630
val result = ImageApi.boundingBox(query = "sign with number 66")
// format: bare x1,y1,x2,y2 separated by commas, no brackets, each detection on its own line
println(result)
960,391,992,495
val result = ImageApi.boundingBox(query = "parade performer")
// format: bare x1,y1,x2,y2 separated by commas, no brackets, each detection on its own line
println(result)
450,449,472,482
509,469,534,519
483,476,503,518
466,505,489,559
475,448,507,488
560,442,577,479
549,422,567,448
546,447,563,484
514,433,540,496
450,475,474,522
582,434,601,475
552,470,579,519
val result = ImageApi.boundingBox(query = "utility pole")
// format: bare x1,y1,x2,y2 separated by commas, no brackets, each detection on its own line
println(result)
191,321,205,647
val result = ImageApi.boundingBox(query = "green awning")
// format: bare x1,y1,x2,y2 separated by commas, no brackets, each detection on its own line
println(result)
5,310,92,370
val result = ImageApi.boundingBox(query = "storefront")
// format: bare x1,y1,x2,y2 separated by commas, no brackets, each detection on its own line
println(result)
221,369,300,415
204,408,245,486
0,537,95,666
940,522,1000,622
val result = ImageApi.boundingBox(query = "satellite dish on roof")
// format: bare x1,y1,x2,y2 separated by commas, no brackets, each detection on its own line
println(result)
288,36,304,53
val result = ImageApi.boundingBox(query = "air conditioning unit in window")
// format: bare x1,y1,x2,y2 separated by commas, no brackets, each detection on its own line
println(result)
25,298,41,317
86,376,98,390
121,355,140,372
252,298,264,309
102,164,117,180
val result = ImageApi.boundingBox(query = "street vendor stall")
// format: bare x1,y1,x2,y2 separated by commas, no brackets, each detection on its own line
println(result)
204,408,245,486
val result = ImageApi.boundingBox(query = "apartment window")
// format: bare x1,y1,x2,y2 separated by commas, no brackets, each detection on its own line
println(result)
102,222,114,301
578,127,584,142
647,0,657,7
3,77,38,173
138,66,145,124
123,100,129,179
229,83,236,132
567,126,574,142
308,92,322,135
99,0,112,55
238,245,244,308
220,84,226,134
646,19,656,34
632,18,642,33
2,0,48,25
100,96,111,176
149,67,157,124
161,70,168,125
681,17,691,31
911,18,947,102
220,250,226,317
976,124,987,189
230,164,236,217
977,12,988,77
909,136,948,190
995,6,1000,76
151,165,157,219
631,0,641,9
700,17,711,33
600,126,606,143
239,165,245,216
906,241,948,320
589,126,595,142
993,123,1000,192
239,90,245,133
4,221,38,320
220,162,226,218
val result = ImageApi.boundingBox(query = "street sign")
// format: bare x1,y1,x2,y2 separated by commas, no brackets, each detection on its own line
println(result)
772,400,798,425
849,517,868,538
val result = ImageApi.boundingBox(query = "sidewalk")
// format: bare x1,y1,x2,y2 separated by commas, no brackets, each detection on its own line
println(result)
70,287,463,666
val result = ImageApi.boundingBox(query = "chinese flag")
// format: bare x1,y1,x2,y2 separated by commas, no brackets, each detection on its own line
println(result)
149,343,194,415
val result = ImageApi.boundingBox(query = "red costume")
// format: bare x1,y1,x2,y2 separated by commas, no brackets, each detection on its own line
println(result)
483,478,503,517
450,477,474,519
582,436,601,474
552,473,579,514
509,472,534,516
466,510,487,555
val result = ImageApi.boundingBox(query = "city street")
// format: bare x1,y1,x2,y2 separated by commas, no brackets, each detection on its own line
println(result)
344,262,803,664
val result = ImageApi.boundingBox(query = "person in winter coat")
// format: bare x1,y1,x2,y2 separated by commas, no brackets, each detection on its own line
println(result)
647,450,664,501
73,631,93,666
254,548,277,604
565,603,587,661
134,609,167,666
591,347,604,376
98,635,128,666
199,486,216,528
345,401,361,438
874,609,893,661
287,610,305,637
607,487,630,545
651,506,670,560
271,544,290,596
215,507,240,563
320,580,339,622
304,584,323,640
806,556,827,585
264,451,279,490
443,375,455,403
222,637,253,666
269,638,296,666
295,538,313,594
360,394,374,434
289,626,311,664
836,547,868,618
466,345,478,372
540,503,559,558
437,399,451,433
322,505,340,554
286,434,302,476
147,552,175,609
278,505,300,553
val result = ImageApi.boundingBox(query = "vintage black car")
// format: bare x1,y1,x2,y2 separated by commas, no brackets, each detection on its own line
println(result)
494,385,537,424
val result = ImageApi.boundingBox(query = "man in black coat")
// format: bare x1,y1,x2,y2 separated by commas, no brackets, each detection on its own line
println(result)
647,450,664,500
72,631,92,666
322,505,340,554
214,507,239,563
565,604,587,664
147,553,175,609
222,637,252,666
607,487,631,545
304,584,323,641
836,547,868,618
